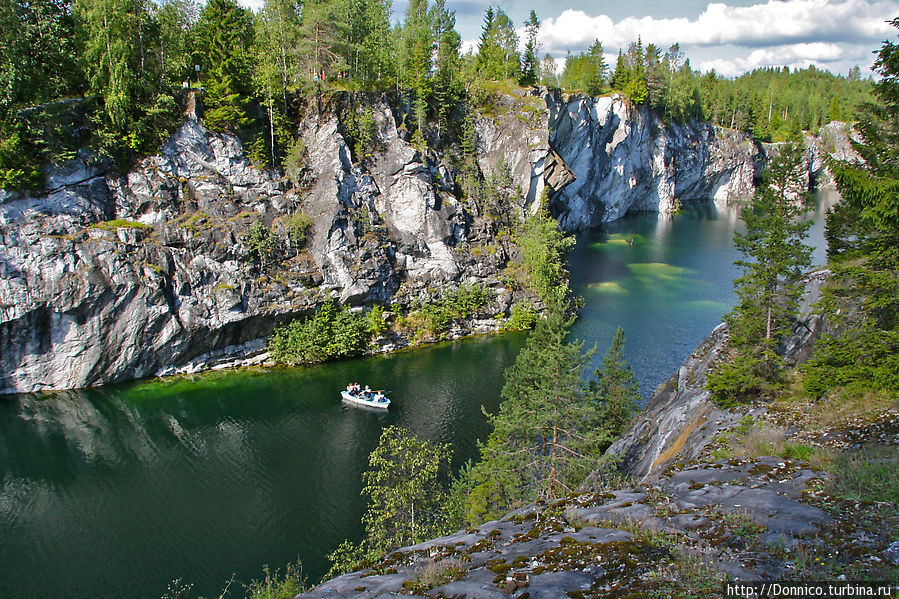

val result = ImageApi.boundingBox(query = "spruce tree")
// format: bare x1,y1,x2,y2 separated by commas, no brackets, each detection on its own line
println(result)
399,0,433,137
431,0,461,134
729,143,813,348
455,299,622,525
193,0,254,131
592,326,640,435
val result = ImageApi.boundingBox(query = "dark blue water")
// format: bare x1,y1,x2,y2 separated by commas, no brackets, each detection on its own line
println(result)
0,193,835,599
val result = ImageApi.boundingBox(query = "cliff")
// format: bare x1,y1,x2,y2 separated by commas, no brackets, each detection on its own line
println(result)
0,91,851,394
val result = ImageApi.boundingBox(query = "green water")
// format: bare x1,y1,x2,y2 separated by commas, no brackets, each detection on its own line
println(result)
0,194,835,598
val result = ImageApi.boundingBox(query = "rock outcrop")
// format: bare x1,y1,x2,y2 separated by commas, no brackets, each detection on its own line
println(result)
0,94,531,394
607,270,831,481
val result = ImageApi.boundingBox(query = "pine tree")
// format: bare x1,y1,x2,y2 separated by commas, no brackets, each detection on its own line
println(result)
295,0,348,84
519,10,540,87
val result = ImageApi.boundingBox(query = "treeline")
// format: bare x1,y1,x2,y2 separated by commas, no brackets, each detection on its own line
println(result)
1,0,873,190
553,39,873,141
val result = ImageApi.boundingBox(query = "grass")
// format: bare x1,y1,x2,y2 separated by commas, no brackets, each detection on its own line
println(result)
245,562,306,599
401,558,466,594
90,219,153,231
829,444,899,503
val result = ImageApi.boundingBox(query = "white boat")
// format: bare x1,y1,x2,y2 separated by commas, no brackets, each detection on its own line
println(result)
341,389,391,409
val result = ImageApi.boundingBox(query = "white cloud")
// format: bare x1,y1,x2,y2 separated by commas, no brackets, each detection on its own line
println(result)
697,42,853,76
539,0,897,53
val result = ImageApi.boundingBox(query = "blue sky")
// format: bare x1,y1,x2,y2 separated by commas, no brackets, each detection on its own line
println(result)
406,0,899,77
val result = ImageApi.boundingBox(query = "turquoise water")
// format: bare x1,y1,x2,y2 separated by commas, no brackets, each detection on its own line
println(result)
0,194,835,598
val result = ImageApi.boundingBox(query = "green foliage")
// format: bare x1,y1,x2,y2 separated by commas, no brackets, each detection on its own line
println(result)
194,0,255,131
802,327,899,398
245,562,306,599
284,212,312,249
365,304,388,336
0,0,82,119
283,137,306,185
706,349,777,407
361,426,451,555
0,125,43,190
805,21,899,401
454,301,636,526
709,145,813,407
560,40,606,96
518,11,540,87
328,426,452,577
590,327,640,434
514,199,575,303
727,143,813,348
244,221,279,267
474,7,519,81
503,303,537,332
268,300,371,365
398,284,490,341
341,104,377,161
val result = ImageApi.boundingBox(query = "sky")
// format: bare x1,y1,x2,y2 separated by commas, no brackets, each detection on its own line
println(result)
236,0,899,78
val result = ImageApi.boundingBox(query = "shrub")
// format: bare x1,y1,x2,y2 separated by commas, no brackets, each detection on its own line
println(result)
245,221,279,268
802,328,899,398
246,562,306,599
285,212,312,249
504,303,537,331
268,300,371,365
706,349,778,407
283,138,306,185
397,285,490,341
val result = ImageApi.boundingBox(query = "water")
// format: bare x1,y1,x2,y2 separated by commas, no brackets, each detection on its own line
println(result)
0,193,836,599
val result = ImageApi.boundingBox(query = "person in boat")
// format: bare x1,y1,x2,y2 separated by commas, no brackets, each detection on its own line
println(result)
374,391,385,403
363,385,372,397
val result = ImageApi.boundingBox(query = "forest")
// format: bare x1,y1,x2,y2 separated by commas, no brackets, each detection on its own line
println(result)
0,0,874,191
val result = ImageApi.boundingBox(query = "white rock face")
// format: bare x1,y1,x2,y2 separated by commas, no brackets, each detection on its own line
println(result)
545,93,759,228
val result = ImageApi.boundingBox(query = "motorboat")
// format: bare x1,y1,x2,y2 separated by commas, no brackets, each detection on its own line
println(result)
341,387,391,409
